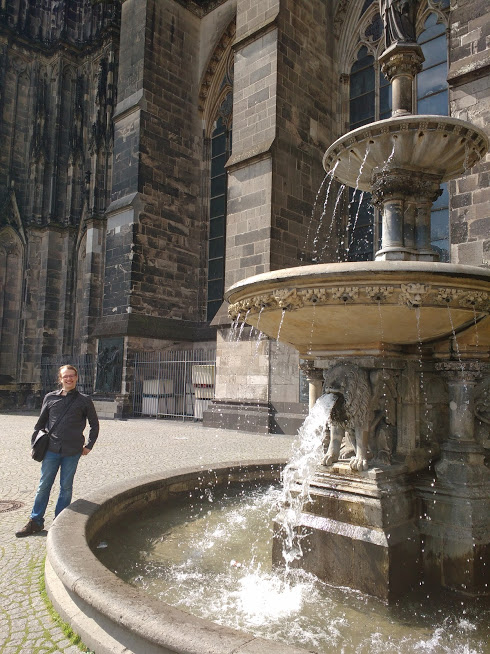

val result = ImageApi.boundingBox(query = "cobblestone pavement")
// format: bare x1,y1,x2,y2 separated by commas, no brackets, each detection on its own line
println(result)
0,412,294,654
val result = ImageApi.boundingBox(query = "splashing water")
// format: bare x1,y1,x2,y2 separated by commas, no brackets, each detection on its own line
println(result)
277,393,339,564
96,470,490,654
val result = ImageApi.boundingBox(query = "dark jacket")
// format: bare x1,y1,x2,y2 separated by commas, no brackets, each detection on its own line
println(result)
33,389,99,456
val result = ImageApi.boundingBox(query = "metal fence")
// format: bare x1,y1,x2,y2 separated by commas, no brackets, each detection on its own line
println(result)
132,348,216,420
41,354,96,397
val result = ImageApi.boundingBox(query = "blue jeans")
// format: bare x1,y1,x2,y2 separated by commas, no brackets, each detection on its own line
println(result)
30,450,81,527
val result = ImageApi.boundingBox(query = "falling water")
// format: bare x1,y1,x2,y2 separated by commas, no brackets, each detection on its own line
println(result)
237,310,251,341
319,183,346,261
276,308,287,341
276,393,338,565
354,146,370,193
472,305,480,347
303,171,330,260
253,330,265,360
307,303,317,354
415,307,431,443
445,303,466,375
384,139,396,170
312,163,339,261
252,307,266,360
347,190,365,259
228,315,241,342
376,300,390,425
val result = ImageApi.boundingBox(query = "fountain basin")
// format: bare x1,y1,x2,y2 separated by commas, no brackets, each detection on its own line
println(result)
45,460,321,654
323,115,489,190
226,261,490,354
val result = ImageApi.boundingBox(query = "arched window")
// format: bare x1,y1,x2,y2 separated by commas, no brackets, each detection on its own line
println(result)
207,103,232,321
199,22,235,322
344,1,449,262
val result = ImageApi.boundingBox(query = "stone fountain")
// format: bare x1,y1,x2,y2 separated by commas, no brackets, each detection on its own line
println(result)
226,4,490,602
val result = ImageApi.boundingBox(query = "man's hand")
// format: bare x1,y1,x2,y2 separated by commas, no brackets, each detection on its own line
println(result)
82,447,91,456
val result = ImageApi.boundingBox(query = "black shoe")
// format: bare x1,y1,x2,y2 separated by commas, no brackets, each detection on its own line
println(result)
15,519,43,537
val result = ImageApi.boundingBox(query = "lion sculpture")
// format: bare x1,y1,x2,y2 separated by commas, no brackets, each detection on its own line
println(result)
321,362,371,471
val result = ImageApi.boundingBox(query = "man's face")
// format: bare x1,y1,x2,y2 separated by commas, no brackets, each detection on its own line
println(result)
59,367,78,393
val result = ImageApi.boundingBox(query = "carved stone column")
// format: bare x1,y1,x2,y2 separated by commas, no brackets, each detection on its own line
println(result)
299,361,324,409
371,169,442,261
419,361,490,595
379,43,424,116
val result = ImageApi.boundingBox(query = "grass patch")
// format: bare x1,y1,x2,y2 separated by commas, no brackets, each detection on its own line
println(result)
38,558,95,653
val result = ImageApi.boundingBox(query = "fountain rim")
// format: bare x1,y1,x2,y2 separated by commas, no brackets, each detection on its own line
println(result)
322,114,489,180
225,261,490,302
44,459,317,654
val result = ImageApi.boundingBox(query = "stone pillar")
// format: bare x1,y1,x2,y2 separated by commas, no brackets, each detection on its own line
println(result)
208,0,333,434
419,361,490,595
299,361,324,409
378,43,424,116
372,169,442,261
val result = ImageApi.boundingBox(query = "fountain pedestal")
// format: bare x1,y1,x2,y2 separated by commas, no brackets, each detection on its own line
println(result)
273,464,420,602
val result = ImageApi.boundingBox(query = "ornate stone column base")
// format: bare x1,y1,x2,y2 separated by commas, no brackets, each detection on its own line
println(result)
272,464,420,602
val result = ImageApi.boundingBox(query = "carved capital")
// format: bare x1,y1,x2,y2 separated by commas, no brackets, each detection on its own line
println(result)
371,168,442,206
379,48,424,82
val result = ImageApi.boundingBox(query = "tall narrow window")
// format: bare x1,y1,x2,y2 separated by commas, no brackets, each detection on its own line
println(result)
207,109,232,321
348,34,390,261
417,12,449,261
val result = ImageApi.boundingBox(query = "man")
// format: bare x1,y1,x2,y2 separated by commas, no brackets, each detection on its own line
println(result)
15,364,99,537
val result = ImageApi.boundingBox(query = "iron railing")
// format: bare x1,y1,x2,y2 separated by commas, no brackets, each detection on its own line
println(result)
132,349,216,420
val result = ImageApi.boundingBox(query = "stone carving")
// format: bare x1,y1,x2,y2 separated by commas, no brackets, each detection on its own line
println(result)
379,0,418,48
321,363,372,471
365,286,395,302
95,338,124,394
331,287,359,302
399,283,430,308
273,289,303,309
458,291,489,312
228,282,489,320
321,363,397,471
298,288,329,304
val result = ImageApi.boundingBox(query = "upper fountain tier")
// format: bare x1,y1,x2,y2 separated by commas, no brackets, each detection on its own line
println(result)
323,114,488,192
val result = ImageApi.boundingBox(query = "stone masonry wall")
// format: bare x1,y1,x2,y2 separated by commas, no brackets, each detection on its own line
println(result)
101,0,205,340
448,0,490,267
272,0,335,269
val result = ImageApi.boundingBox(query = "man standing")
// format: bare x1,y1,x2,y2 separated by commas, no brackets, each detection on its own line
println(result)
15,365,99,537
